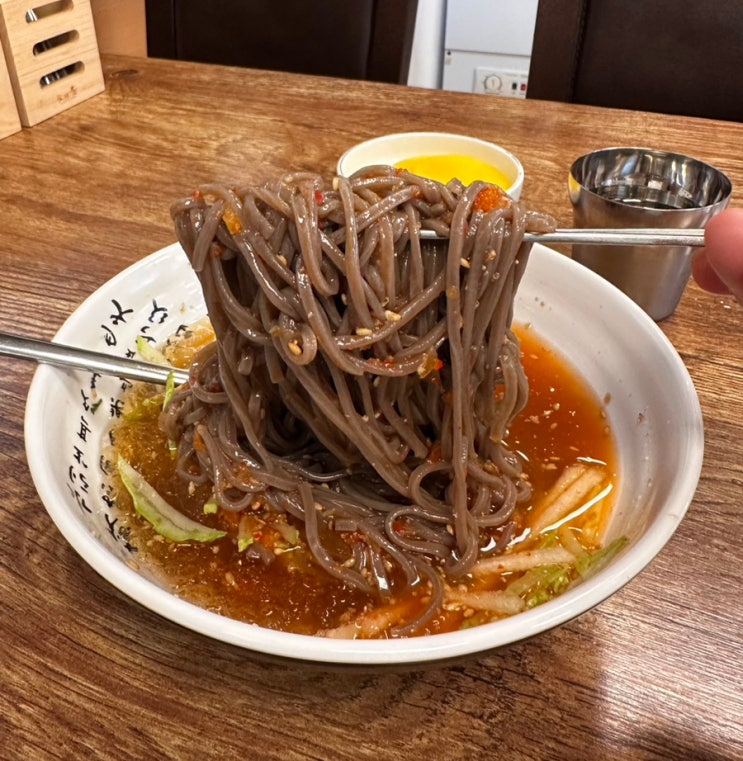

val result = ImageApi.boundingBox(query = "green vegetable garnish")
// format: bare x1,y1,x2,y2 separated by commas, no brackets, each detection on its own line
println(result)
503,535,629,609
507,564,572,608
135,335,168,365
237,534,255,553
276,520,301,547
163,371,177,409
117,457,226,543
576,536,629,579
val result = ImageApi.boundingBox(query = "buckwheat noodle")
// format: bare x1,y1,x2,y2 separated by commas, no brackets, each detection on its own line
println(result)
166,166,555,636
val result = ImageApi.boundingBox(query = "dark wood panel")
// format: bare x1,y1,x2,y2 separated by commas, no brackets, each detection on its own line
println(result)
145,0,417,83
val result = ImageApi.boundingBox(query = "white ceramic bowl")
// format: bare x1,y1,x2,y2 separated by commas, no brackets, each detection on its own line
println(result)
337,131,525,200
25,242,702,666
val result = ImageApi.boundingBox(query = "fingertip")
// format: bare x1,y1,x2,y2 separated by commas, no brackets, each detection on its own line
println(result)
691,250,731,295
704,208,743,267
700,208,743,303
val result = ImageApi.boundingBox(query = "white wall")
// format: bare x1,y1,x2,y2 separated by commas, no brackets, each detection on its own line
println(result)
408,0,538,93
408,0,447,89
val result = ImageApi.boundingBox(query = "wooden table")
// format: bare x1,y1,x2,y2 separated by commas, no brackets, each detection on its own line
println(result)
1,55,741,760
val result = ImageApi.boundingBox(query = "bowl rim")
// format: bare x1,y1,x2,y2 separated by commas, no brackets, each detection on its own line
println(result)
24,242,703,666
336,130,525,197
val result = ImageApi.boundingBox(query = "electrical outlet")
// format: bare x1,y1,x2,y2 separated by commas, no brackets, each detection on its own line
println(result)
474,67,528,98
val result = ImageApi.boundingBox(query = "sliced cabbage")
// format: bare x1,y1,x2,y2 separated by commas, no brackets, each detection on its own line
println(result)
135,335,169,366
576,536,628,580
117,457,226,543
163,371,177,409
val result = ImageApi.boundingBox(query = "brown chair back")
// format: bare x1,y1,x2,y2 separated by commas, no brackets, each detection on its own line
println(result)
528,0,743,121
145,0,419,84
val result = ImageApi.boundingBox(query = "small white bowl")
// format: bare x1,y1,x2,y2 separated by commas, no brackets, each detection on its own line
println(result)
337,131,525,200
24,241,702,667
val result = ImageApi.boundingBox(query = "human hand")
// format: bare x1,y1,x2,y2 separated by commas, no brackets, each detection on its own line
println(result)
692,208,743,305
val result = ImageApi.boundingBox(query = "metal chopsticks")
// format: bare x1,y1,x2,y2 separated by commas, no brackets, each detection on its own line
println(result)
0,227,708,385
421,228,706,247
0,331,187,386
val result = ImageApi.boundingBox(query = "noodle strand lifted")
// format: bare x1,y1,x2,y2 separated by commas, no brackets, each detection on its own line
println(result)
166,166,556,635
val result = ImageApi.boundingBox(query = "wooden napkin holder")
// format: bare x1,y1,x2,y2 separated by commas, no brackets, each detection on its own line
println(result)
0,0,104,127
0,41,20,137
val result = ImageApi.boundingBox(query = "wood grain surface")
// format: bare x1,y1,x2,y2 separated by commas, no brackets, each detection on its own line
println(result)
1,55,741,761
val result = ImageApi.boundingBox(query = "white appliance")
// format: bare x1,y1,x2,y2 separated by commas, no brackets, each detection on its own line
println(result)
441,0,538,97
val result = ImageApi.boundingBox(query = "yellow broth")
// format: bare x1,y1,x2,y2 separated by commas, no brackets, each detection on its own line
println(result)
394,154,512,189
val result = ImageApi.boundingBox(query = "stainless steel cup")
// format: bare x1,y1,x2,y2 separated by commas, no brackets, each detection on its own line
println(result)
568,147,732,320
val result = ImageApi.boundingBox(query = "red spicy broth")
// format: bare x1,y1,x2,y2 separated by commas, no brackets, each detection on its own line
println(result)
110,323,617,637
